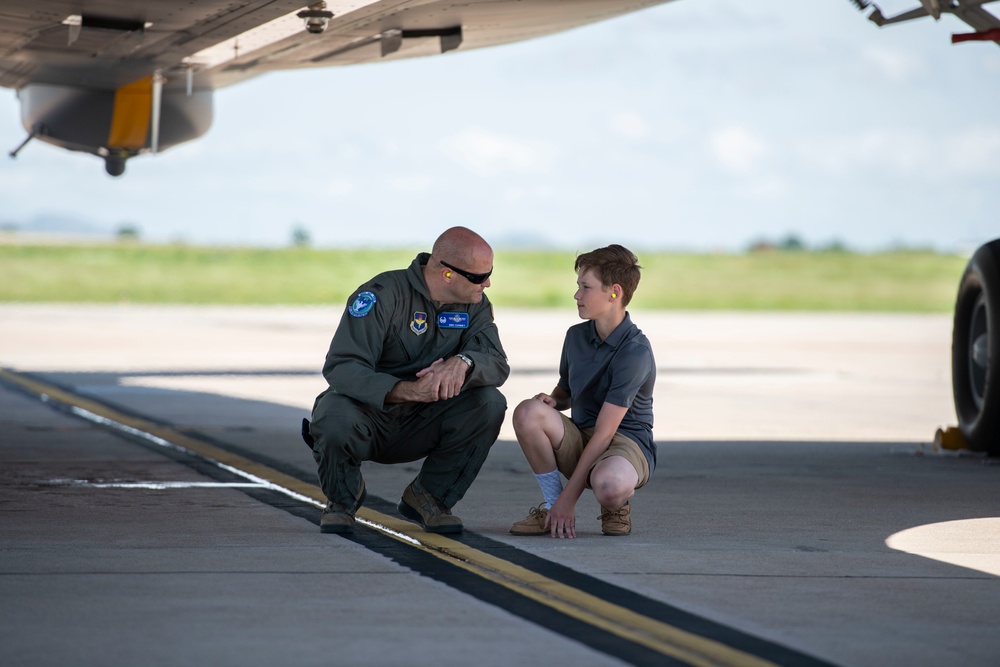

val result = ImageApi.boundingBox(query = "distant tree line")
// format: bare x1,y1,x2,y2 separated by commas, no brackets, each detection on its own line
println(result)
747,234,847,253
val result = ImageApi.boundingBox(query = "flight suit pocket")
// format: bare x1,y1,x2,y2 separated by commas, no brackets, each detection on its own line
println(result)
382,325,414,365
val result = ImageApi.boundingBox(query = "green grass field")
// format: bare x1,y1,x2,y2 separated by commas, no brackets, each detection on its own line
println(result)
0,242,970,311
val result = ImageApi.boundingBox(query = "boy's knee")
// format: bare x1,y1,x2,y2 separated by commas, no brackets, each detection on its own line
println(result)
593,483,634,509
591,462,638,506
512,398,547,432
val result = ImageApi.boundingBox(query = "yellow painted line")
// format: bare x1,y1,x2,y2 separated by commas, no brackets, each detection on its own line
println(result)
358,511,778,667
108,76,152,148
1,366,779,667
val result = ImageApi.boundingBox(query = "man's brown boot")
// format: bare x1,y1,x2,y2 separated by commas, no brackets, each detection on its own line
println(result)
320,478,366,534
398,483,463,533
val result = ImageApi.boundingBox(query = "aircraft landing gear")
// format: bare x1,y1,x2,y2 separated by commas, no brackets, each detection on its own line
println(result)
952,238,1000,455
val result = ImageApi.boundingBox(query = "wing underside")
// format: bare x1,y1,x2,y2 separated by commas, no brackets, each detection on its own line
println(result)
0,1,673,172
0,1,671,94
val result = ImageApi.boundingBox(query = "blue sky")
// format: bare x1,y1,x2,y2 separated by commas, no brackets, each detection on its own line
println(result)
1,0,998,252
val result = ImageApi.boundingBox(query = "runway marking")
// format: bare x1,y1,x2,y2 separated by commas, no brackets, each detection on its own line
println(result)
1,367,832,667
44,479,271,490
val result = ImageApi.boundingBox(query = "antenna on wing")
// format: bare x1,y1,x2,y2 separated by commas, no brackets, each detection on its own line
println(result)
8,124,45,159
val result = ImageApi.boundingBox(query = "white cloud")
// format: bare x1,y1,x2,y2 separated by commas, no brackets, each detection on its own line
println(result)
710,126,769,172
796,127,1000,180
502,186,552,202
388,174,433,192
733,175,790,201
440,129,557,175
860,46,923,83
324,179,355,196
942,127,1000,177
610,111,650,140
801,130,931,175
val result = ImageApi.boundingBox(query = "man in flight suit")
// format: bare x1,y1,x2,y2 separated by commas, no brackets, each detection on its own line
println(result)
306,227,509,534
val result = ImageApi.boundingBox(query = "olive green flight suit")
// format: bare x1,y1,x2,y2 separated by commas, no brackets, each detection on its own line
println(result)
309,253,509,509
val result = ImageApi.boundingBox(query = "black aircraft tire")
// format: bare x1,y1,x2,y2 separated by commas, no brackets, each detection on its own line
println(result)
952,238,1000,455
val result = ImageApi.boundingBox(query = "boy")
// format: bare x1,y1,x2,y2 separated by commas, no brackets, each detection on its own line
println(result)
509,244,655,537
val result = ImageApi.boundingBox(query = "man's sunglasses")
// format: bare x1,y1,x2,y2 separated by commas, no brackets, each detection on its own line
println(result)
441,260,492,285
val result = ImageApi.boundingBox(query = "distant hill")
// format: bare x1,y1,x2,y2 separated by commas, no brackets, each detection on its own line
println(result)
0,212,112,239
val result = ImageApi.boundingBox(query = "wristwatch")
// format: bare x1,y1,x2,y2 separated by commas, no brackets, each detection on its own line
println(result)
456,353,474,370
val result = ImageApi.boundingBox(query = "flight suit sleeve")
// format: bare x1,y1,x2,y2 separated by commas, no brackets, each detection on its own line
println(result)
322,285,402,411
458,297,510,389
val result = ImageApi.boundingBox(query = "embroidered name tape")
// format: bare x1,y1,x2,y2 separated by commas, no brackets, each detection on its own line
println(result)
438,312,469,329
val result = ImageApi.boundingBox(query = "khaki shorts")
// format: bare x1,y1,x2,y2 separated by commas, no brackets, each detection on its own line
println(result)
554,413,650,489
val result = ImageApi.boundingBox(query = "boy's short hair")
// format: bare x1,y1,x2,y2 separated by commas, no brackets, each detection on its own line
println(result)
574,244,642,306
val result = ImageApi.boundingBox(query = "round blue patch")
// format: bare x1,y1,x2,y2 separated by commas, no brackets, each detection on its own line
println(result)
348,291,377,318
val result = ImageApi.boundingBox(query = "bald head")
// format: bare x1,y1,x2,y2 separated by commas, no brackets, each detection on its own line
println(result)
431,226,492,268
425,226,494,304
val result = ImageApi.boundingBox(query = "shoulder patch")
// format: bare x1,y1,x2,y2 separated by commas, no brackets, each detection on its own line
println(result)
348,291,377,318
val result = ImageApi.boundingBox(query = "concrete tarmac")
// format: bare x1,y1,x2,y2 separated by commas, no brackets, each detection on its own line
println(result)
1,305,998,667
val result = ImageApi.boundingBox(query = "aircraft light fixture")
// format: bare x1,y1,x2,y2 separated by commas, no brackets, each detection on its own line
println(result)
298,3,335,34
186,1,380,70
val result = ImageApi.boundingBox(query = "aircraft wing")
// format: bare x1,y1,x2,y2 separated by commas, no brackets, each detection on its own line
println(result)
0,0,671,174
858,0,1000,41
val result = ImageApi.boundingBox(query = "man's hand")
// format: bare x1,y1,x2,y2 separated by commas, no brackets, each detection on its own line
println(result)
388,357,470,403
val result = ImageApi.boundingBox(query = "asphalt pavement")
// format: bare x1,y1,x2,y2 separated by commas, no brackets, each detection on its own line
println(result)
2,305,998,667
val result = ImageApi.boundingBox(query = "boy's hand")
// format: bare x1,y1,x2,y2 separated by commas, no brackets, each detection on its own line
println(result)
533,393,557,408
546,496,576,539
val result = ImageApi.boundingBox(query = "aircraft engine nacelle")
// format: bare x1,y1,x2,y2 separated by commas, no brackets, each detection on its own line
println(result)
17,81,213,176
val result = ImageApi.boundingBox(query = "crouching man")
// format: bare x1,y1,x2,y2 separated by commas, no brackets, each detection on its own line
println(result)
306,227,509,534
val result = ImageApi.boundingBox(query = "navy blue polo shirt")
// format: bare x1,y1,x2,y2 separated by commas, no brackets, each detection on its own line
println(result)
557,313,657,471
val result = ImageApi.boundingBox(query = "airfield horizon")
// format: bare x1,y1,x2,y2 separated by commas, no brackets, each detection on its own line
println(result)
0,240,967,312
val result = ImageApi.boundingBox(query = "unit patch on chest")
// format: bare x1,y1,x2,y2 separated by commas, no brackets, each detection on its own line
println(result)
410,311,428,335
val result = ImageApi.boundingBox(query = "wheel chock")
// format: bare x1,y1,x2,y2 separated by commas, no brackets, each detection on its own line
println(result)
934,426,967,452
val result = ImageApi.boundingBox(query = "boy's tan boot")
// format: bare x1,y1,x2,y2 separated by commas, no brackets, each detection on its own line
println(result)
510,505,550,536
599,501,631,536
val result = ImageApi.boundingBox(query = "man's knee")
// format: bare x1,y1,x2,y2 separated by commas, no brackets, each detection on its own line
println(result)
472,386,507,430
310,391,375,459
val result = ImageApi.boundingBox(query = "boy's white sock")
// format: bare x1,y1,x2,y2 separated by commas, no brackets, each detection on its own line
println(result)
533,469,563,510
